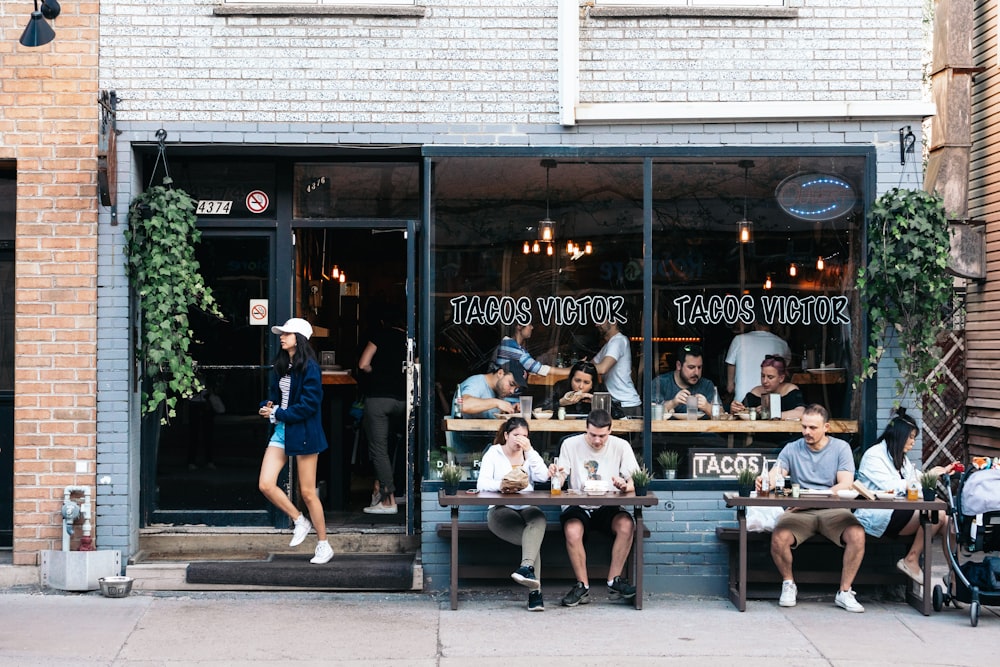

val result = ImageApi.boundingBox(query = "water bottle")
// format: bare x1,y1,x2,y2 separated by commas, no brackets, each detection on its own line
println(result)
711,390,722,420
550,457,562,496
453,384,463,418
774,468,785,497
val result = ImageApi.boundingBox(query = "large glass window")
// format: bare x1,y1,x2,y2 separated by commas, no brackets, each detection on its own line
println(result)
427,152,867,482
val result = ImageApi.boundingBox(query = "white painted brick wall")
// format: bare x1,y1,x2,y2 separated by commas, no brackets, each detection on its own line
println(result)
100,0,926,125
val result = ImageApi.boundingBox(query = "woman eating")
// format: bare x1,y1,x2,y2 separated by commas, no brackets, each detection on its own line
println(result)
730,355,804,420
476,416,551,611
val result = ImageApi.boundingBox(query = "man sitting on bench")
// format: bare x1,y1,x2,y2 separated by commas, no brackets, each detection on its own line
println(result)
762,403,867,613
549,409,639,607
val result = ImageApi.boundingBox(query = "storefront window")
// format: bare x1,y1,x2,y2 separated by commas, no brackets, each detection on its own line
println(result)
294,162,419,219
428,152,867,482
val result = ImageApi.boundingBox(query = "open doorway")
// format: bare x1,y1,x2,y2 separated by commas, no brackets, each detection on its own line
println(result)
293,226,411,531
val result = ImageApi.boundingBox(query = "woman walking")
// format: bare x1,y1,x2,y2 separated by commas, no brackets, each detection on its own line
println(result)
258,318,334,564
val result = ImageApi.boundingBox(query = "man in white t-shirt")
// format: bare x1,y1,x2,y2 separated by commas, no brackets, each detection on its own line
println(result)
725,322,791,403
592,320,641,416
549,409,640,607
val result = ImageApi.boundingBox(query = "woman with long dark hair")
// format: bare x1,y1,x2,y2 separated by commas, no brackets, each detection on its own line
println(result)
258,318,333,564
855,408,956,582
476,416,551,611
549,361,602,416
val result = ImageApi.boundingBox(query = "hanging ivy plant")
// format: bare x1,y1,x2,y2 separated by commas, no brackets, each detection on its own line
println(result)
125,177,223,421
856,188,952,402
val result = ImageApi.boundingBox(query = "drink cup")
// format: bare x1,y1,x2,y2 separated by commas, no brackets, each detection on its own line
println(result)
519,396,533,419
686,394,699,419
791,483,800,498
651,403,663,420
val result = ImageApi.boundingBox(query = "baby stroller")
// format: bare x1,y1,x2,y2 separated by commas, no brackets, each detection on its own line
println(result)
933,462,1000,626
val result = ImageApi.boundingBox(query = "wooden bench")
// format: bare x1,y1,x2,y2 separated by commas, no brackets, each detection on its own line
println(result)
436,521,651,581
716,526,910,594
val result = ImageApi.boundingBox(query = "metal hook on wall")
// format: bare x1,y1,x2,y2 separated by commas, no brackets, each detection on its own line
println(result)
148,128,172,189
899,126,916,165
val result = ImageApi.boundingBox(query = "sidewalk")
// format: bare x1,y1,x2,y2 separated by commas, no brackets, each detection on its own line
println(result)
0,585,994,665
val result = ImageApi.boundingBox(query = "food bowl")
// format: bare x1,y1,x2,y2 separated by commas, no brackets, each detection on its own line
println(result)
737,413,752,421
98,575,133,598
836,489,859,500
875,491,897,500
532,410,553,420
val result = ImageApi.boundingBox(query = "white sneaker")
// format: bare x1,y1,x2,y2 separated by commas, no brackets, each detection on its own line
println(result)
779,580,797,607
289,514,312,547
363,503,398,515
310,540,334,564
835,588,865,613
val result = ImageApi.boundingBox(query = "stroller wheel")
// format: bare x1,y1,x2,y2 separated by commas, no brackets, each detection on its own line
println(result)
933,585,944,612
970,601,979,627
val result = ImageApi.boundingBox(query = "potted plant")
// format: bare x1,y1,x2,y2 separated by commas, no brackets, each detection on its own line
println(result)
631,466,652,496
125,177,223,423
657,450,680,480
736,468,757,498
856,188,953,406
440,462,463,495
920,472,939,501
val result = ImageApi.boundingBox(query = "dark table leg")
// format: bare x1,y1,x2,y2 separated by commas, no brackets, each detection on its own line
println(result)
909,509,934,616
450,505,459,610
730,507,747,612
634,506,644,610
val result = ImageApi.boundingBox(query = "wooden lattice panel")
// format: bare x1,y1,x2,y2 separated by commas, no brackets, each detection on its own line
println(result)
921,331,966,467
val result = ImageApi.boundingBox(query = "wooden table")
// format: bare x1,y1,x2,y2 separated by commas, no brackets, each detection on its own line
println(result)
723,491,946,614
438,489,659,610
444,417,858,435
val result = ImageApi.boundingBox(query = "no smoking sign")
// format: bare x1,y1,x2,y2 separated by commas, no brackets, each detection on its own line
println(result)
246,190,269,214
249,299,268,326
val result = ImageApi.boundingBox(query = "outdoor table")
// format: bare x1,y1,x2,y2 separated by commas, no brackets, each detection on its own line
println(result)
437,489,659,610
723,491,946,614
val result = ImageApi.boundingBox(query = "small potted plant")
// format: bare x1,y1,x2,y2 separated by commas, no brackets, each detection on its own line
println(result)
920,472,939,501
657,450,680,480
440,462,463,495
631,465,652,496
736,467,757,498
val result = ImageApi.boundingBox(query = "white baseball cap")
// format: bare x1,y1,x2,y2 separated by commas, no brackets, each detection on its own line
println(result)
271,318,313,340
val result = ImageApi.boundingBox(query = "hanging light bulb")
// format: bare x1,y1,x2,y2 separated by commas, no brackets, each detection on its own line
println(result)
736,160,755,244
339,272,346,283
789,263,798,277
539,219,554,242
584,241,593,254
764,274,772,290
546,243,553,256
532,240,540,254
816,256,825,271
332,265,340,279
567,240,576,255
523,241,531,254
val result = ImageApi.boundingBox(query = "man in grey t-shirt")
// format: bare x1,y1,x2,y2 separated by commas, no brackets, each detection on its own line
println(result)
762,404,867,613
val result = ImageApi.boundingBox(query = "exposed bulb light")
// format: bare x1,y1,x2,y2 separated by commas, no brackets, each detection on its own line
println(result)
736,160,755,244
789,263,798,277
738,220,753,244
539,219,554,242
546,244,553,256
532,240,540,254
816,256,825,271
338,272,346,283
567,240,576,255
584,241,593,254
523,241,531,254
332,265,340,279
764,274,772,290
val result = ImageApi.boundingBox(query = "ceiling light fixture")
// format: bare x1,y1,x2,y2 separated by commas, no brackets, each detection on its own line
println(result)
736,160,754,244
20,0,60,48
789,263,798,277
763,274,773,290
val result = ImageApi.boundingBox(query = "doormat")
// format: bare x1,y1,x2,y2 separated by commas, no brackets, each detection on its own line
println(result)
185,553,414,590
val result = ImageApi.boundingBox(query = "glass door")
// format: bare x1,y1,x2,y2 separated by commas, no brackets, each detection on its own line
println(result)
142,232,277,526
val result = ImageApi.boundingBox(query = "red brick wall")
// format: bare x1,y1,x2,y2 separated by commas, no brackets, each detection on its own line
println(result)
1,2,99,565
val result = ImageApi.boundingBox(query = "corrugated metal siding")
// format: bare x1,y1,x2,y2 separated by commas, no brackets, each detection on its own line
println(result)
967,0,1000,451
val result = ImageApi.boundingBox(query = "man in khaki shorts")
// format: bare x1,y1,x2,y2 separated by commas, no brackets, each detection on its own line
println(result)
760,403,867,612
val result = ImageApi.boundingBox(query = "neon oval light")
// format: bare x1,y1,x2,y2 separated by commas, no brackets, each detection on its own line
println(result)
775,173,856,222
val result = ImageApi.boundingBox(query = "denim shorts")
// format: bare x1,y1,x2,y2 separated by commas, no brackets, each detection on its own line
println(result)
267,422,285,449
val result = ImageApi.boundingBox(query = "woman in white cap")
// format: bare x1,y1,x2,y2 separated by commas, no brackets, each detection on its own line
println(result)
258,317,333,564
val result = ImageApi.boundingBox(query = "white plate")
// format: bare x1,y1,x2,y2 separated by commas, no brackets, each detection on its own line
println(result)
562,413,588,419
836,489,859,499
875,491,897,500
797,489,833,496
806,367,845,373
737,413,752,421
585,490,608,496
532,411,554,420
672,411,706,420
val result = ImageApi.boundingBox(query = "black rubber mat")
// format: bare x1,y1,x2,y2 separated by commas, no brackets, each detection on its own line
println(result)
185,553,414,589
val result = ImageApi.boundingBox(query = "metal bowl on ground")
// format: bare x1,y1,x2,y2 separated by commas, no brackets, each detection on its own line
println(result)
98,575,134,598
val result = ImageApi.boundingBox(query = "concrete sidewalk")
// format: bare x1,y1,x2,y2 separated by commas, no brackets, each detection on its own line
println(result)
0,585,995,666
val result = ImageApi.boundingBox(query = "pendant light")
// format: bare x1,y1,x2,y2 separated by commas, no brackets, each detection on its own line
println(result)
736,160,754,244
